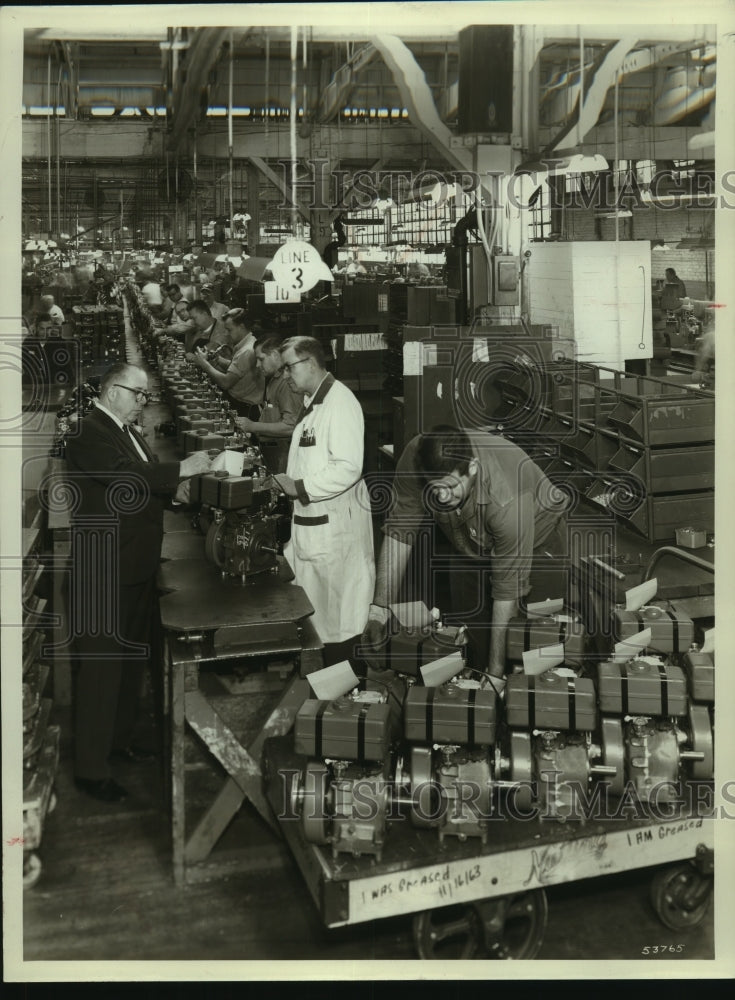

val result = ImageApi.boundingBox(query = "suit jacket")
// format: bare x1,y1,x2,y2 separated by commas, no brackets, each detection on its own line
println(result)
64,406,181,584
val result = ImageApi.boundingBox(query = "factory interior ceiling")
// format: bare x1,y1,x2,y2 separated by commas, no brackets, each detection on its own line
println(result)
20,19,718,246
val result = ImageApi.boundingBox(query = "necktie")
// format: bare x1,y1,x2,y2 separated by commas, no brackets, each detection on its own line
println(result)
123,424,149,462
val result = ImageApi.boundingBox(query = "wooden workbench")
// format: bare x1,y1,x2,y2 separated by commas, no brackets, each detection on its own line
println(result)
158,551,323,886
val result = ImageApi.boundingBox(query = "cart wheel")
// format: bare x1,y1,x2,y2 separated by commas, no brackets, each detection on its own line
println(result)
409,746,443,829
482,889,549,960
413,903,485,959
509,731,534,811
650,863,712,930
301,761,330,845
688,704,714,781
23,852,42,890
412,890,548,960
601,717,625,796
204,521,226,569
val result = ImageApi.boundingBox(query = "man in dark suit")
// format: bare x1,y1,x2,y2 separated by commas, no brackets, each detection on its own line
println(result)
64,362,212,802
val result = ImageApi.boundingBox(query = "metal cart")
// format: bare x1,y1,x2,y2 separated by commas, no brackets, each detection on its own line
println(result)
261,544,716,959
263,737,714,959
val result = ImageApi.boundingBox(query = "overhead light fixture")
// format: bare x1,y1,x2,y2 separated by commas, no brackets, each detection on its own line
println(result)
676,233,715,250
515,153,609,177
677,236,714,249
596,209,633,220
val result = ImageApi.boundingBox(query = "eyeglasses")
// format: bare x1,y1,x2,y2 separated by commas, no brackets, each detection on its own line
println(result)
113,384,151,404
282,358,311,373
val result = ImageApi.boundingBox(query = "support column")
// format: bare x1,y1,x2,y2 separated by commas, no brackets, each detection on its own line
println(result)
246,163,260,252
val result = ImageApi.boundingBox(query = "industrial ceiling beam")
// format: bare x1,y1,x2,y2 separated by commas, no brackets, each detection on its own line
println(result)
21,118,434,164
526,24,716,46
540,124,715,162
371,34,473,175
336,158,385,209
246,155,311,224
23,117,714,167
542,40,710,153
25,28,168,42
167,27,231,153
546,37,639,154
317,43,378,121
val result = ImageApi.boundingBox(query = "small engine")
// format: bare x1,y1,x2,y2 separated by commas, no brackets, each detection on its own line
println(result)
388,606,466,676
400,678,497,843
498,671,619,821
597,655,713,802
291,690,397,861
195,451,289,582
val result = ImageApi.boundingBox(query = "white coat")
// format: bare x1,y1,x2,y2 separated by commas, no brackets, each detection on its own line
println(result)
284,374,375,644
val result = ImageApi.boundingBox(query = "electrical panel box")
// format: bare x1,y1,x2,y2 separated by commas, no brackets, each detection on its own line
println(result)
493,256,520,306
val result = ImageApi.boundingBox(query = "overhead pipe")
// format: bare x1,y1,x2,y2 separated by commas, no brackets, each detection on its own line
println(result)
614,69,619,244
578,30,584,146
56,60,63,237
228,30,234,232
290,26,298,236
264,29,270,139
47,52,52,233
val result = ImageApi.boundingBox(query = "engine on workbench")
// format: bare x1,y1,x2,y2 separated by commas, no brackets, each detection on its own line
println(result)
156,357,292,582
193,451,290,582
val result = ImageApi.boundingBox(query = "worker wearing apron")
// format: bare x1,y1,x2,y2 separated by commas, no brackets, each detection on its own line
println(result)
274,336,375,664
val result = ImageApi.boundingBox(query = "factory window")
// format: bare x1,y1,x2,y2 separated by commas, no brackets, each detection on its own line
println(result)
637,159,657,185
389,193,462,249
613,159,632,190
672,159,696,182
528,179,552,240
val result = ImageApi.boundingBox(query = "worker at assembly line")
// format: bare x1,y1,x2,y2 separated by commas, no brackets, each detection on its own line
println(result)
272,335,375,665
159,298,196,342
234,334,303,473
190,307,264,420
361,425,569,691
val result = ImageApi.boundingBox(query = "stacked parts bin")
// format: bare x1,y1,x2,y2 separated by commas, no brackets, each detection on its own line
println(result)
495,359,714,544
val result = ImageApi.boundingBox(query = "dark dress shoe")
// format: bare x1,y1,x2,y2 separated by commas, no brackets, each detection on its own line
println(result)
109,745,157,764
74,777,128,803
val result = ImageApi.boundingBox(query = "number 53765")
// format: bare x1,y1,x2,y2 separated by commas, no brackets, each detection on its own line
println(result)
642,945,685,955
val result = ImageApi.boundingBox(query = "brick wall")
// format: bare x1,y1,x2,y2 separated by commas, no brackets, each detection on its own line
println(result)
561,206,714,298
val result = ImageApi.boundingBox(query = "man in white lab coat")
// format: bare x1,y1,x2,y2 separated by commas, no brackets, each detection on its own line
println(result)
273,336,375,664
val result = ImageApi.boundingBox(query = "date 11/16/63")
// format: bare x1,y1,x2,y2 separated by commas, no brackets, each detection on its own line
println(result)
642,945,686,955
